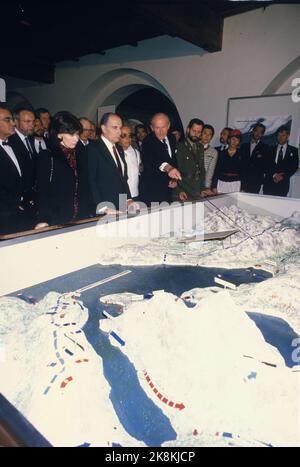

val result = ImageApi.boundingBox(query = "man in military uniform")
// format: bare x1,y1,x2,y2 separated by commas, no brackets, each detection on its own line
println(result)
173,118,209,201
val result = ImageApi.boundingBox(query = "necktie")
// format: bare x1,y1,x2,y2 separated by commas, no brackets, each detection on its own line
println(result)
112,145,123,177
38,140,43,152
25,137,33,159
277,146,284,164
162,138,170,157
2,141,10,146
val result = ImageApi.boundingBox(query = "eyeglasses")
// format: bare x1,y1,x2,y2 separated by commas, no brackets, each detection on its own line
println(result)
0,117,14,122
121,133,132,138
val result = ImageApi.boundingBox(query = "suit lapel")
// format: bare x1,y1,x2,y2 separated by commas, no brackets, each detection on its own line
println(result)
271,146,277,164
98,139,117,169
286,145,295,159
99,139,126,182
0,145,22,178
155,135,172,160
168,135,177,161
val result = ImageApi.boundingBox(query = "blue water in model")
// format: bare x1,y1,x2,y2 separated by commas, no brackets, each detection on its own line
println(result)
14,263,299,446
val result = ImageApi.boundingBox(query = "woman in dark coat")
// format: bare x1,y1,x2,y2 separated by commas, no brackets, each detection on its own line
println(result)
35,111,89,228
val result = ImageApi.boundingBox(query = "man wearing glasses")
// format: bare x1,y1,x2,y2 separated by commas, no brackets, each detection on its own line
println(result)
79,118,95,147
119,125,142,200
0,106,29,234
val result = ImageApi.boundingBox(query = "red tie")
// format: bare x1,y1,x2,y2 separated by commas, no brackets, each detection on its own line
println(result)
112,145,123,177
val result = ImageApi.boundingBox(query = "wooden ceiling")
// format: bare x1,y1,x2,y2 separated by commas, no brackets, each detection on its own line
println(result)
1,1,288,83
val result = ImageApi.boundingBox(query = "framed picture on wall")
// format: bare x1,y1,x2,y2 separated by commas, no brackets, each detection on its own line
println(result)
227,93,300,151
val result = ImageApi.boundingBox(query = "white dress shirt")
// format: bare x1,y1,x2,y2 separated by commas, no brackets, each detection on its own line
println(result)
0,139,22,176
34,138,47,153
101,135,125,175
124,145,141,198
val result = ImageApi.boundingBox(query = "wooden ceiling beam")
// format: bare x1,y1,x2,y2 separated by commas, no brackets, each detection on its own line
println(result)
136,2,223,52
1,58,55,84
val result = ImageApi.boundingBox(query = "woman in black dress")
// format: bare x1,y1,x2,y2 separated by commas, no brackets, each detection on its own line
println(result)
35,111,89,228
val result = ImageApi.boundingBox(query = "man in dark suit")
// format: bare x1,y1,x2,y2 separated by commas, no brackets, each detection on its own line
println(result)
263,126,299,197
134,124,148,151
87,113,132,213
9,108,37,225
140,112,181,205
10,108,37,181
33,117,49,153
215,127,232,153
0,106,30,234
241,123,269,193
35,107,51,140
76,118,96,217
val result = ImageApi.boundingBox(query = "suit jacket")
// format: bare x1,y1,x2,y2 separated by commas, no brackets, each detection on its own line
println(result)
76,141,96,217
36,145,91,225
0,145,26,233
215,145,228,154
140,132,177,204
87,138,131,211
8,132,37,193
240,141,269,193
263,144,299,196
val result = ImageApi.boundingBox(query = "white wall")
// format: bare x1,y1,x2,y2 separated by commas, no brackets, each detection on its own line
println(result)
0,78,5,102
6,4,300,145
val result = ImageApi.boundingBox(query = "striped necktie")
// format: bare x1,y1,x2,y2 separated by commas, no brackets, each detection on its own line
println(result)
25,137,33,159
162,138,170,157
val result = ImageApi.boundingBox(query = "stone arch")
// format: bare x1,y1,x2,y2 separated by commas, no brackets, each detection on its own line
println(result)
102,83,150,106
81,68,175,121
262,55,300,95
